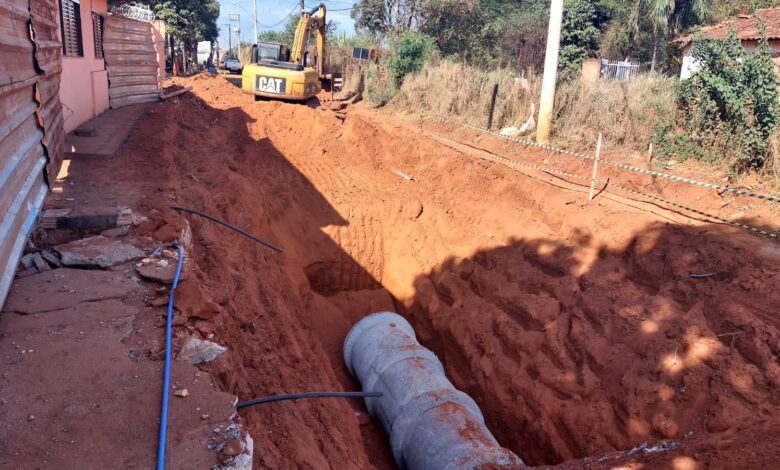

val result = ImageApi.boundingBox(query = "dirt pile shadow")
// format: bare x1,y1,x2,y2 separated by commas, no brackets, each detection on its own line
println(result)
400,222,780,467
47,76,396,469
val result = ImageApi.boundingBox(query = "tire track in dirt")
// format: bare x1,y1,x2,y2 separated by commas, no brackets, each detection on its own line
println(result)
146,75,780,469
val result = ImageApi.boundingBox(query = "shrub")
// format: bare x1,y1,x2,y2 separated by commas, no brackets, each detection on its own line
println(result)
657,28,780,171
388,33,435,87
365,64,395,106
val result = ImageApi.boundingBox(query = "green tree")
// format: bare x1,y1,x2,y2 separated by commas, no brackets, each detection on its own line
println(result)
658,28,780,170
559,0,601,74
418,0,488,64
258,13,338,48
149,0,219,65
637,0,715,72
388,32,434,86
713,0,780,20
351,0,421,35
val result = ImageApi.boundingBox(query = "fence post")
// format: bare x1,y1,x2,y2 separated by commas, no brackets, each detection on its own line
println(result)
486,84,499,130
647,143,653,163
589,133,603,201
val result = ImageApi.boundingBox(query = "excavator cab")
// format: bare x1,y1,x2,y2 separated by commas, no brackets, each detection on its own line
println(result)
254,42,290,62
241,4,326,101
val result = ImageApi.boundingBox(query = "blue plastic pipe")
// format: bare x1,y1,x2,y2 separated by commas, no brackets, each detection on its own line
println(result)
157,244,185,470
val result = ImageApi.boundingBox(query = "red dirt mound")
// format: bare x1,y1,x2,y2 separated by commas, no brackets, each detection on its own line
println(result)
105,73,779,468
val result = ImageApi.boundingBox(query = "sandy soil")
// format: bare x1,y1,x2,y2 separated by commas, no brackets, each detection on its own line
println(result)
17,73,780,468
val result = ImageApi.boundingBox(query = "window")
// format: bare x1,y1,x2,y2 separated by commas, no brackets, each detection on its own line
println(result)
258,44,282,61
60,0,83,57
92,12,104,58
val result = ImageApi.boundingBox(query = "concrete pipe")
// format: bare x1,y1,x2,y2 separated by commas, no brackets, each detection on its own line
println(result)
343,311,524,469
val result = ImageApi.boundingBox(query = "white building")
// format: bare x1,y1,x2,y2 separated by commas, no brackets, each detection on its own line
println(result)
673,8,780,80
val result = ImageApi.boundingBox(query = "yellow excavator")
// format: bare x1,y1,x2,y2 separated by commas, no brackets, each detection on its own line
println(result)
241,3,330,101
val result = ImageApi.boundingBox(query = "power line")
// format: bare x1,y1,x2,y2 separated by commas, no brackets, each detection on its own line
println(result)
259,4,299,28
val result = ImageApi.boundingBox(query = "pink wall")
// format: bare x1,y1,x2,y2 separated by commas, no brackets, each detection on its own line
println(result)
59,0,109,133
152,20,167,88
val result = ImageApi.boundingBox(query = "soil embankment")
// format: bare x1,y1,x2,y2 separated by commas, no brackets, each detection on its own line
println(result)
87,74,780,468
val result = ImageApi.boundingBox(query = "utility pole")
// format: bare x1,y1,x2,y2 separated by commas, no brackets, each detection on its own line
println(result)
253,0,258,44
300,0,305,15
232,2,258,45
229,13,240,57
223,23,232,56
536,0,564,144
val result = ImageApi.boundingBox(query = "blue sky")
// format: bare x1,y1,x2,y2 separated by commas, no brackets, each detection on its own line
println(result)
217,0,357,46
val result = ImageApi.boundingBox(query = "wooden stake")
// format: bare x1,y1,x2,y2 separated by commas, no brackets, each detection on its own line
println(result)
647,142,653,163
486,83,499,130
588,133,602,201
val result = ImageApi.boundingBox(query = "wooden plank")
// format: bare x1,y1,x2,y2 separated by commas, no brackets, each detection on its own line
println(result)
107,74,158,87
160,87,192,100
40,207,133,229
109,84,159,99
110,93,160,108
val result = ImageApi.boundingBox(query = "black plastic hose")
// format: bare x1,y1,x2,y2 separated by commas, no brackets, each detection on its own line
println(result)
171,206,282,253
236,391,383,410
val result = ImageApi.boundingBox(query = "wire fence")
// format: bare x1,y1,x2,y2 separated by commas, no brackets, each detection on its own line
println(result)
110,4,155,23
451,119,780,204
427,115,779,240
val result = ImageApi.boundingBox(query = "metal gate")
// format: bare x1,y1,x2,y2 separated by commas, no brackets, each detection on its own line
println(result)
103,15,160,108
600,59,640,82
0,0,64,306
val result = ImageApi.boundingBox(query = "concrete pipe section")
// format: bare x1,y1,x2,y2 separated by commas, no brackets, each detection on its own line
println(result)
343,311,524,469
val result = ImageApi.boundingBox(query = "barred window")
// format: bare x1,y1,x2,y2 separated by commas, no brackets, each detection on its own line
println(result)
60,0,83,57
92,12,104,58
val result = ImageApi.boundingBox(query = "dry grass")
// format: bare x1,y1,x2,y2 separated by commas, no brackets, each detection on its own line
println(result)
553,75,677,151
385,59,677,155
238,46,253,67
393,59,542,130
767,132,780,189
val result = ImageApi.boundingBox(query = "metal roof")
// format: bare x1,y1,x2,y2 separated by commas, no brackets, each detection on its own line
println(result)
673,8,780,44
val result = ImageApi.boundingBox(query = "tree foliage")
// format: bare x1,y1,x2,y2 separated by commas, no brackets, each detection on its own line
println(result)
350,0,601,72
559,0,601,73
656,29,780,170
388,32,434,86
351,0,420,35
149,0,220,42
257,13,338,48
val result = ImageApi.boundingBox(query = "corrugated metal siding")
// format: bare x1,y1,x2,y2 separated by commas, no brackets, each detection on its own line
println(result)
30,0,65,182
104,15,160,108
0,0,63,307
0,0,37,86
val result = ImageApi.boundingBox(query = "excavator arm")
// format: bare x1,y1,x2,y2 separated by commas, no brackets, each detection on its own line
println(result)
290,3,327,77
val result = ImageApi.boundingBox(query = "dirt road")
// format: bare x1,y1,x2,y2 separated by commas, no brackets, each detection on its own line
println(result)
31,74,780,468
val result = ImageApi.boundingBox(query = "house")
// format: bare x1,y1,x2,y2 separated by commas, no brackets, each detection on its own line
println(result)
58,1,166,132
673,8,780,79
0,0,164,306
58,0,110,132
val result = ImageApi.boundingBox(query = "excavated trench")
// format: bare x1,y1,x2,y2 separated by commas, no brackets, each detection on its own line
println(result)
134,76,780,468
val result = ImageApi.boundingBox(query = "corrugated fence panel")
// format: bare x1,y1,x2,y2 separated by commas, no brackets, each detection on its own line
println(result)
104,15,160,108
37,73,65,181
31,0,65,182
0,0,37,86
0,0,63,307
0,82,48,308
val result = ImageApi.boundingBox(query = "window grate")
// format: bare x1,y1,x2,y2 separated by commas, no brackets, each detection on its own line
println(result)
60,0,83,57
92,12,104,58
